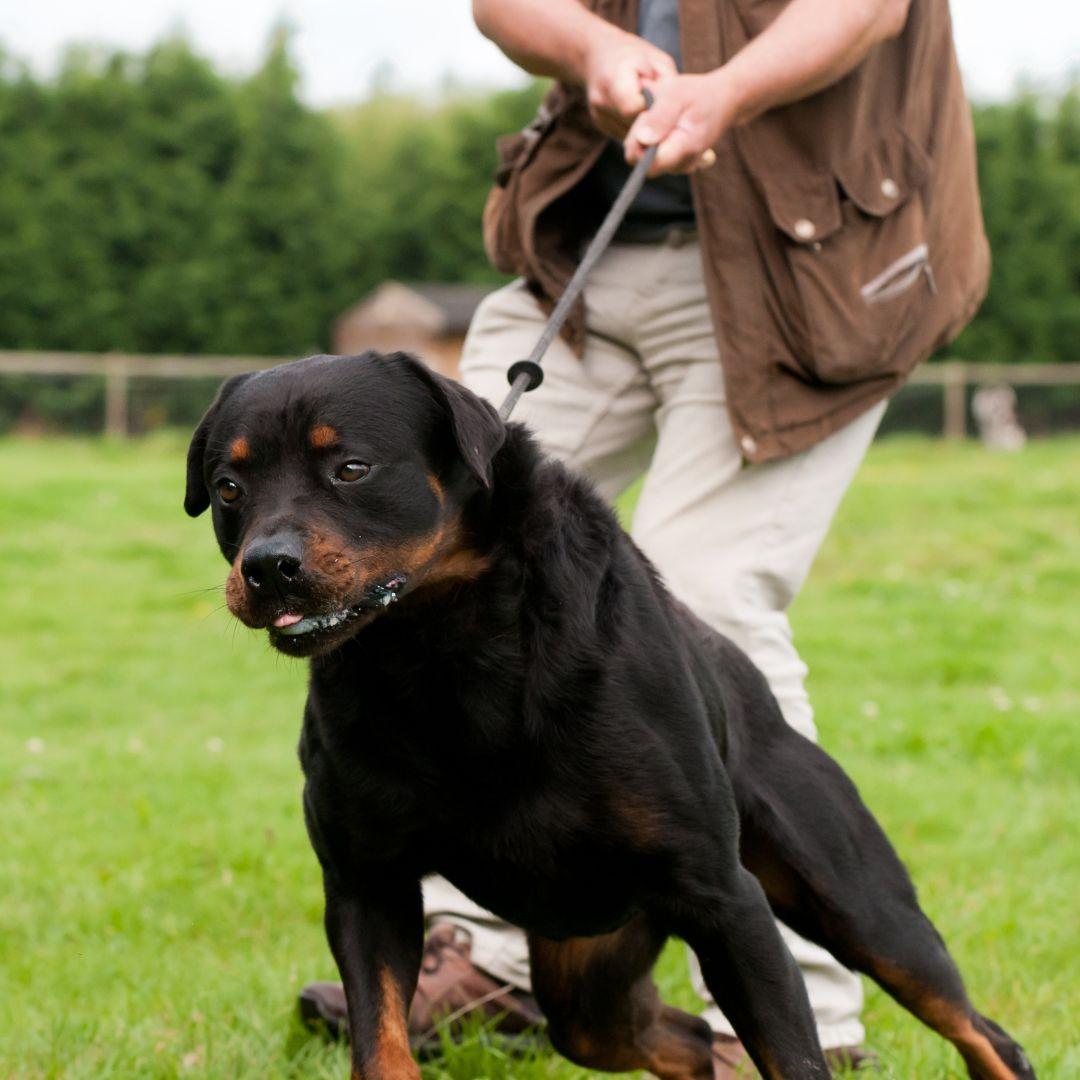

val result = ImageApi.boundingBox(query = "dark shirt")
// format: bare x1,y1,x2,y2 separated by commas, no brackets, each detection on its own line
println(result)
589,0,695,238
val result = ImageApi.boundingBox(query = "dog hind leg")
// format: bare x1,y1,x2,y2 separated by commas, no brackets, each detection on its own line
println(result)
734,733,1037,1080
528,916,715,1080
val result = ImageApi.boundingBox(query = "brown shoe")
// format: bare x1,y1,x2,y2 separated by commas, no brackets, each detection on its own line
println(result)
825,1045,879,1073
708,1036,878,1078
298,923,545,1055
297,980,349,1040
712,1033,754,1078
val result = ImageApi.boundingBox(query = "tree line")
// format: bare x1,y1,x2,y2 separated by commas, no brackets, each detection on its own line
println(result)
0,34,1076,429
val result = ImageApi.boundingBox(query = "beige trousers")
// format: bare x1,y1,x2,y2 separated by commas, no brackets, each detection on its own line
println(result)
425,236,885,1050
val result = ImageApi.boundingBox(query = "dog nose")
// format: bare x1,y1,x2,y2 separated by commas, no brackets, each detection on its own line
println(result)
242,536,303,593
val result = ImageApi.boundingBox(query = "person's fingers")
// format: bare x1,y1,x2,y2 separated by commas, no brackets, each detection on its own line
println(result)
608,61,650,122
605,47,676,121
619,74,723,174
653,132,719,176
644,51,678,81
634,126,715,176
623,95,681,163
648,126,700,176
629,96,680,146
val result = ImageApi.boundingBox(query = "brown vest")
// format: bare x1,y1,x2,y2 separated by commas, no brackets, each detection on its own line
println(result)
483,0,989,461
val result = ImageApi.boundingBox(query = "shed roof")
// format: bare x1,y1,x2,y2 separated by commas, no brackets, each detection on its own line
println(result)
338,281,493,337
406,284,492,334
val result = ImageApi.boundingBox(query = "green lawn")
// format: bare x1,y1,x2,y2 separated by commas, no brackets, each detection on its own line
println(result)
0,434,1077,1079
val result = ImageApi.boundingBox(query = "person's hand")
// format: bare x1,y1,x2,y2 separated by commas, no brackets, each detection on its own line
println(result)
623,71,739,176
581,28,678,140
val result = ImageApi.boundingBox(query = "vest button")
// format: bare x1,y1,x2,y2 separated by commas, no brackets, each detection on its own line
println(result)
881,177,900,199
793,218,816,240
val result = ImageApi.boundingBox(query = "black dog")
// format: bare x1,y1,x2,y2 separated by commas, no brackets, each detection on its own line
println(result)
186,351,1034,1080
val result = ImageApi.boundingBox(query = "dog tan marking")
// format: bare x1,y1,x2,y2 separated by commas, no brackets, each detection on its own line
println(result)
356,517,491,596
427,473,445,507
923,1001,1018,1080
616,794,664,848
225,552,250,621
225,514,488,632
224,532,363,629
229,436,250,463
875,961,1019,1079
928,1005,1018,1080
421,546,492,588
310,424,339,450
369,965,418,1078
531,928,714,1080
303,529,362,597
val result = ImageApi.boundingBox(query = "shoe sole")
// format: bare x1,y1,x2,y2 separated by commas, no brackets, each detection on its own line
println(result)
297,990,345,1041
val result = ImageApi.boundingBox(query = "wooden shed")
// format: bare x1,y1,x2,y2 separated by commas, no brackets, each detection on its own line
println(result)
333,282,493,379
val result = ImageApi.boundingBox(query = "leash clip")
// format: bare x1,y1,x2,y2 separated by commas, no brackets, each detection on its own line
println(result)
506,358,544,393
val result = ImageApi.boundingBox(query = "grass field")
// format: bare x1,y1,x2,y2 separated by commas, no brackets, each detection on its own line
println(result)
0,433,1077,1079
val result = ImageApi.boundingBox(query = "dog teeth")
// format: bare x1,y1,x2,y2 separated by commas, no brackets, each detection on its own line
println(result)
370,581,402,608
276,609,350,636
274,581,404,637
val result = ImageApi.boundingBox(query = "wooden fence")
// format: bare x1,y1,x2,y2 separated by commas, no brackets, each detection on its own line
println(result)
0,350,1078,439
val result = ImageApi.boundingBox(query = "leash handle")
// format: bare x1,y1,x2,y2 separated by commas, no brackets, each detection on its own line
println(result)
499,89,659,421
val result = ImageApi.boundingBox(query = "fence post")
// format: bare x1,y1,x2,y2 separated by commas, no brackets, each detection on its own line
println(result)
104,354,130,438
943,361,967,440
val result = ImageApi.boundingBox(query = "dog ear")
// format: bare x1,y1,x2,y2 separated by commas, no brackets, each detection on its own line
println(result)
184,374,253,517
389,353,506,489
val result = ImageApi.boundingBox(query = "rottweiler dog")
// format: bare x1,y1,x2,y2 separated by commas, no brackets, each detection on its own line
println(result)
185,351,1035,1080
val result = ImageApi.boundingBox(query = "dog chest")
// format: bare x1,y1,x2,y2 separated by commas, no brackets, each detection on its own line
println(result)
437,839,658,942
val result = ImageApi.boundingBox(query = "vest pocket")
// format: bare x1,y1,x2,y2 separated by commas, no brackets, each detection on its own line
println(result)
761,130,935,384
860,243,935,304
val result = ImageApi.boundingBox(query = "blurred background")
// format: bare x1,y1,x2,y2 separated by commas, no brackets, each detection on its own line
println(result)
0,3,1077,1078
0,0,1077,435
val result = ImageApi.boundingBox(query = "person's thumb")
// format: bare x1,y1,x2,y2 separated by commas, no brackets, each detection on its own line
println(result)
627,93,679,149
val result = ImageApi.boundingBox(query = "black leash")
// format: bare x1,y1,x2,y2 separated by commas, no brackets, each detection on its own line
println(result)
498,89,659,422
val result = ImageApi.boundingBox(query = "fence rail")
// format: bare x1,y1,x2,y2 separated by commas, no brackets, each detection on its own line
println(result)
0,352,291,438
1,351,1078,439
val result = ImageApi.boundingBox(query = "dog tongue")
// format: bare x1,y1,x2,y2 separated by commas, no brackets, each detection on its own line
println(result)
273,613,304,628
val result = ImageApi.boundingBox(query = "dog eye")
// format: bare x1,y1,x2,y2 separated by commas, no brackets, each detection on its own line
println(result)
335,461,370,483
218,480,242,504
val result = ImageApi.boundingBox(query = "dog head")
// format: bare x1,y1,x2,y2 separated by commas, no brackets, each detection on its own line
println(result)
185,351,505,657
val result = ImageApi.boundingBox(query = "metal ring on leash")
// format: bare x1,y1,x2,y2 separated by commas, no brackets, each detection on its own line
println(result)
498,89,660,422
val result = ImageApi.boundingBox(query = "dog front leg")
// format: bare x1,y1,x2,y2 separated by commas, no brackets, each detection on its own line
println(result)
322,869,423,1080
661,865,830,1079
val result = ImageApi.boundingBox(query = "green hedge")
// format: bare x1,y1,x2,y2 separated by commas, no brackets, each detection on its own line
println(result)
0,32,1075,431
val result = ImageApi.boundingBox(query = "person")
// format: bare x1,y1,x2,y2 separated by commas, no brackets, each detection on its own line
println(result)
300,0,988,1073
